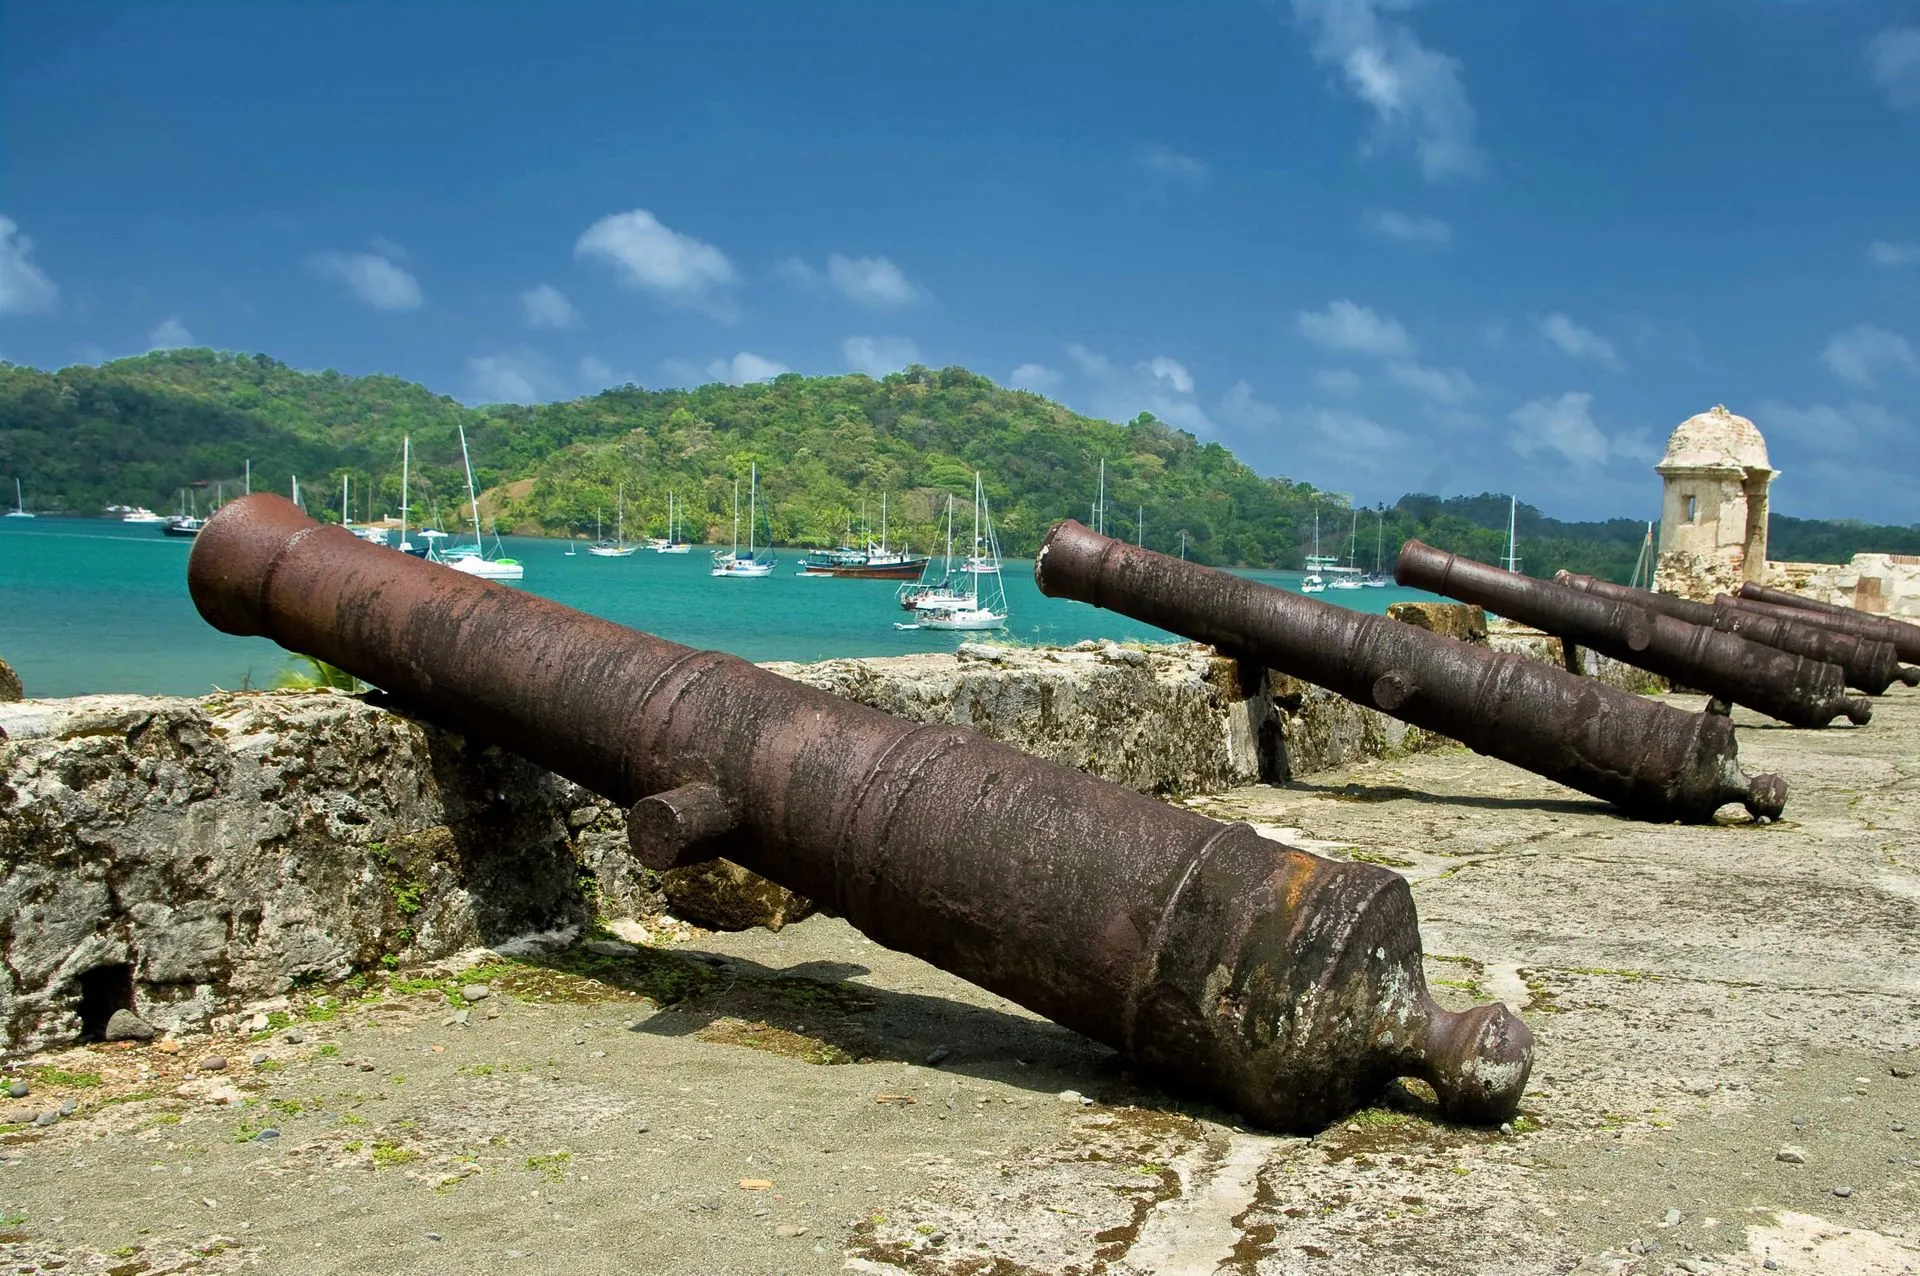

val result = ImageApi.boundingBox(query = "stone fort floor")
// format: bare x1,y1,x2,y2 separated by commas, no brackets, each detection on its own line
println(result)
1,691,1915,1275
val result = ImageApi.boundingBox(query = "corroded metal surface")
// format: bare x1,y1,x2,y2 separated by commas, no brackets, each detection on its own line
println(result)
185,494,1532,1132
1394,541,1868,729
1736,583,1920,665
1035,520,1786,824
1556,572,1916,696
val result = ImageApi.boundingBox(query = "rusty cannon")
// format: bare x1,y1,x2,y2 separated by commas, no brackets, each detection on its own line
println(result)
1393,541,1869,729
1556,572,1917,697
185,494,1534,1132
1734,583,1920,666
1034,520,1786,824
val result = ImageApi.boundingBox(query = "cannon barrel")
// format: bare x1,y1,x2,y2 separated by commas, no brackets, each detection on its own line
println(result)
1034,520,1785,824
1555,572,1916,696
185,494,1533,1132
1734,583,1920,665
1393,541,1868,728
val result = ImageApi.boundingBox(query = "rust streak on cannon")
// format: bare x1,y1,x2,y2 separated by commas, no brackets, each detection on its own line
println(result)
1734,583,1920,665
1556,572,1917,696
1394,541,1868,729
1034,520,1785,824
185,494,1533,1132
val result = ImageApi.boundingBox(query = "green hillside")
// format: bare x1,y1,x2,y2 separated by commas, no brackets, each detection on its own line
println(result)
2,349,1915,582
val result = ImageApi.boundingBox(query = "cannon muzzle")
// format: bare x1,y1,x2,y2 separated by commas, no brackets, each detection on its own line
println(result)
1555,571,1909,697
1395,541,1868,728
1035,520,1785,823
187,494,1532,1131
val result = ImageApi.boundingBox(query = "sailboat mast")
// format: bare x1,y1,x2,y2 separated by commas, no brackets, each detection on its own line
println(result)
881,493,888,553
749,464,757,557
245,459,251,495
401,437,410,547
458,424,483,548
1097,459,1106,537
341,473,349,527
971,473,982,605
943,494,954,574
1137,504,1144,549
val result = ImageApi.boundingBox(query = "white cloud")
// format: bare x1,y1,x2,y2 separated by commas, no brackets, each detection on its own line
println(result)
0,215,59,315
1291,0,1484,181
575,209,739,314
1220,380,1284,430
1820,324,1918,387
1306,407,1400,452
1757,399,1906,455
310,250,423,311
1144,355,1194,394
1387,361,1474,403
1313,368,1362,396
707,351,790,384
467,351,553,404
578,356,616,387
1010,362,1062,393
520,283,580,329
1510,391,1611,466
842,336,922,377
370,234,410,261
1539,313,1622,371
1136,143,1210,182
1364,209,1451,244
1868,240,1920,268
1067,343,1114,379
1295,299,1414,357
826,254,923,307
148,316,195,350
1867,26,1920,110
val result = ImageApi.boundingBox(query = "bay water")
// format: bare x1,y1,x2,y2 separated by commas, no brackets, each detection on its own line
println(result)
0,518,1443,699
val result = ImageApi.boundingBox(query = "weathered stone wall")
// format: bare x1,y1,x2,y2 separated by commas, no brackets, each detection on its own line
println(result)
0,691,645,1055
1768,553,1920,620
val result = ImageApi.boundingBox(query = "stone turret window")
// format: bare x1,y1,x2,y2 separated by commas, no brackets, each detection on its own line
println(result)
1686,495,1697,522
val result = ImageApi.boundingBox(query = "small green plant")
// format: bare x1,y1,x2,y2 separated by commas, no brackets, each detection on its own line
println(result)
523,1151,572,1182
30,1067,103,1088
344,1139,364,1152
109,1245,139,1258
316,1044,339,1058
371,1140,419,1168
2,1210,26,1227
273,657,365,692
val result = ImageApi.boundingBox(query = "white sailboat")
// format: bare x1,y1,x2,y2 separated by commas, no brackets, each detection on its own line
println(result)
437,424,524,581
1301,511,1333,593
588,485,640,557
6,478,34,518
899,494,971,613
649,490,692,553
1327,508,1364,590
909,472,1007,631
711,464,775,578
960,486,1002,573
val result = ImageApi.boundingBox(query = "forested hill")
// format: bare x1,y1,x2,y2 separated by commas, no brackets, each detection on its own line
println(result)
2,349,1915,580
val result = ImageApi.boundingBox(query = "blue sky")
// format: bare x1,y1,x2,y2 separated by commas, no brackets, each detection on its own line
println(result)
2,1,1917,523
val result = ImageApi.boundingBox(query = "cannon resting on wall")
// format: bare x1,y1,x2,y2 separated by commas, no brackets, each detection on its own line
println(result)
186,494,1534,1133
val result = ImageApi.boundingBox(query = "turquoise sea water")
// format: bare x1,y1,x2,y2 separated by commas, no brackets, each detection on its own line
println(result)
0,518,1445,699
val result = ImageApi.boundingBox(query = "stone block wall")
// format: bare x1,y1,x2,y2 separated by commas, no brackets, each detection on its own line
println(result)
1768,554,1920,620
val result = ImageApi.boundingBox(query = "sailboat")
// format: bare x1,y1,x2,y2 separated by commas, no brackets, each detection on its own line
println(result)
588,485,640,557
1627,519,1655,590
800,492,928,577
1361,508,1388,586
899,494,971,612
961,489,1005,573
711,464,775,578
6,478,34,518
905,473,1007,631
342,473,388,545
1327,508,1364,590
1301,511,1333,593
162,487,204,538
435,424,524,581
395,437,428,557
651,491,692,553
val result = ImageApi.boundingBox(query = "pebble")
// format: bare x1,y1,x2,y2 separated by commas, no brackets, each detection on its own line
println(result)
6,1081,26,1099
441,1010,470,1028
251,1053,270,1066
1057,1090,1084,1104
199,1056,229,1073
105,1009,158,1042
58,1100,76,1116
485,1007,500,1019
284,1030,307,1045
1776,1146,1807,1165
1894,1065,1915,1079
1895,1122,1908,1133
925,1046,951,1066
591,1050,607,1059
776,1224,808,1239
33,1111,57,1127
1790,1116,1806,1127
1662,1208,1683,1227
928,1231,947,1246
426,1232,442,1242
1832,1185,1854,1198
253,1128,280,1141
461,984,491,1003
583,939,637,957
1764,1260,1781,1271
